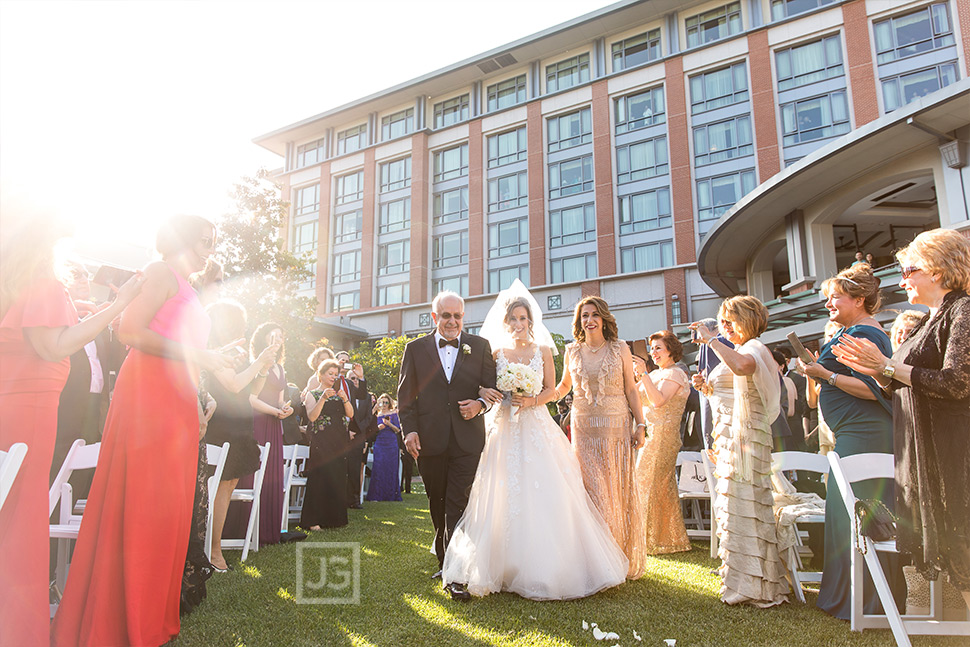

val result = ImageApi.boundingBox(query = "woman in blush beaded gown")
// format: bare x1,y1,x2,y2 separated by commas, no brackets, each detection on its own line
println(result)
443,281,628,600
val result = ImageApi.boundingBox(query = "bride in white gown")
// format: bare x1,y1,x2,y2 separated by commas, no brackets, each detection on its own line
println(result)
442,280,629,600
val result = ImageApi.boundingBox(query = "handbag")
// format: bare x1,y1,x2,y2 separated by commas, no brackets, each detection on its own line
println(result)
853,498,896,554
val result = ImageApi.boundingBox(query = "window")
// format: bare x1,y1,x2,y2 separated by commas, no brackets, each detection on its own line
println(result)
292,220,317,290
548,108,592,152
334,210,362,244
380,157,411,193
433,187,469,225
296,138,326,168
612,29,661,71
546,54,590,92
488,218,528,257
697,171,756,223
379,198,410,234
776,35,844,91
770,0,837,21
335,171,364,205
487,127,527,167
433,275,468,297
333,250,361,283
295,184,320,217
378,240,410,275
433,143,469,182
488,172,528,212
615,86,666,134
336,124,367,155
331,291,359,312
433,231,469,268
377,283,409,306
781,92,850,145
549,156,593,199
874,3,954,64
487,75,527,112
618,188,672,235
616,137,669,183
381,108,414,140
686,2,742,48
693,116,753,166
550,254,596,283
620,241,674,272
882,63,958,112
550,204,596,247
488,265,528,292
690,63,749,113
433,94,470,129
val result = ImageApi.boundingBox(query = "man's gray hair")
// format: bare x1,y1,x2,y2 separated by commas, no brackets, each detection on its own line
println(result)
431,290,464,315
699,317,717,329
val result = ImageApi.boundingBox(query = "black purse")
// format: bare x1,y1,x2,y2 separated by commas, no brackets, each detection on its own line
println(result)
854,499,896,553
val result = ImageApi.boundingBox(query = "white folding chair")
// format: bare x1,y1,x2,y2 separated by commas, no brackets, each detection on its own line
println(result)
700,450,719,559
48,440,101,605
676,451,710,538
203,442,230,561
281,444,309,532
221,441,270,562
0,442,28,512
771,450,829,603
827,451,970,647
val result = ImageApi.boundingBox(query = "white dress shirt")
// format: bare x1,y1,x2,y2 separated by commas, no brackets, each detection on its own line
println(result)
434,331,460,382
84,340,104,394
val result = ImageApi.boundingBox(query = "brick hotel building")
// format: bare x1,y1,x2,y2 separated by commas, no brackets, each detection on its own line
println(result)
254,0,969,347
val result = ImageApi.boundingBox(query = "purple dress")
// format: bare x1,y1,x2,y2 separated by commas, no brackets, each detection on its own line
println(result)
366,412,403,502
234,363,285,546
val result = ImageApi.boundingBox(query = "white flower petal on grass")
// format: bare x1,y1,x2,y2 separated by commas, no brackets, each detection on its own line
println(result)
592,627,619,641
664,640,677,647
632,628,642,641
582,620,589,631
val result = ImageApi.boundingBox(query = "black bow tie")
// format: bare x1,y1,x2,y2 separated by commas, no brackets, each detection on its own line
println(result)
439,337,459,349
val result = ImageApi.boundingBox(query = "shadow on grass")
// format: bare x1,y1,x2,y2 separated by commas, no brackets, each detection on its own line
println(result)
173,493,967,647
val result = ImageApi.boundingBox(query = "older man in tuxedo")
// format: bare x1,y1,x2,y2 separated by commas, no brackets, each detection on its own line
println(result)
399,292,497,601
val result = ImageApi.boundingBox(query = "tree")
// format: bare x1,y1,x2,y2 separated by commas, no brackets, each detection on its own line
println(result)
216,170,319,386
349,335,418,399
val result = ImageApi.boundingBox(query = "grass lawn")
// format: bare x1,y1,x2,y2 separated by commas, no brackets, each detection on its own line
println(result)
174,490,965,647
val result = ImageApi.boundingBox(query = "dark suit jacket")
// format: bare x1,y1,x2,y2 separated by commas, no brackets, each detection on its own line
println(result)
397,332,496,457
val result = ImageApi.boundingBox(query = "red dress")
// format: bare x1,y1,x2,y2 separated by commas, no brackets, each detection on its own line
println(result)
0,277,77,647
52,266,209,647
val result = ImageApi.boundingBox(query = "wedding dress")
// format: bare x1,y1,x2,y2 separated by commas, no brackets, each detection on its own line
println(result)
442,345,629,600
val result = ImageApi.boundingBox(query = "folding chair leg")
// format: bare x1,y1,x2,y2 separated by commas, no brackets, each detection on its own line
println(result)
241,501,258,562
860,540,912,647
56,538,70,593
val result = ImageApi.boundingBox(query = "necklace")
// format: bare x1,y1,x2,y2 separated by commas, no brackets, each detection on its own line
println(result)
586,340,606,353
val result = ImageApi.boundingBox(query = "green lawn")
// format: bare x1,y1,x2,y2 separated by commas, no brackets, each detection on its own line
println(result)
174,491,963,647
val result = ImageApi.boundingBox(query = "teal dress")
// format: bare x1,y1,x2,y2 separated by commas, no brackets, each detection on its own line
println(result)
816,324,904,619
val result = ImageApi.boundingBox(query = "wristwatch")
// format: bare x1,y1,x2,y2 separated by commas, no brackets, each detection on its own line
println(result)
827,373,838,387
881,361,896,380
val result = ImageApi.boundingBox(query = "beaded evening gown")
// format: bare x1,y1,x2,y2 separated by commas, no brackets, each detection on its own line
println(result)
708,362,789,607
636,366,692,555
442,346,628,599
568,340,646,580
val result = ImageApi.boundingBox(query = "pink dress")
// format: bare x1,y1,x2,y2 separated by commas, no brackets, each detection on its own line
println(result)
53,265,210,647
0,276,77,647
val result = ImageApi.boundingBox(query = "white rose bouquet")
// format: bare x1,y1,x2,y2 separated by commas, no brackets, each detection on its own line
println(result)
496,363,541,419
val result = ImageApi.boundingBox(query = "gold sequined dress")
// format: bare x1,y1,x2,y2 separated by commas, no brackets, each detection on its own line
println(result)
636,366,692,555
568,340,646,579
708,362,789,607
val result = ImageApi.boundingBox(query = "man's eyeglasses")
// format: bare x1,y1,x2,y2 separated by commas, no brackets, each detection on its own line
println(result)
900,266,922,279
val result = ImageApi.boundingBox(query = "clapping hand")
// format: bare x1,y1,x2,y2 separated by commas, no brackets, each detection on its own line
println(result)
111,271,146,308
832,334,890,377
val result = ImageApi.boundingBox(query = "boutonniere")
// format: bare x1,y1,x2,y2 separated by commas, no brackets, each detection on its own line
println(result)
461,343,471,355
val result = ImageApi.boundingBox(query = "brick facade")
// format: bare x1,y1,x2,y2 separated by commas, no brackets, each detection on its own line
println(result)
527,101,547,287
665,57,697,266
748,30,781,182
843,0,880,127
409,132,430,304
468,119,485,296
591,79,617,276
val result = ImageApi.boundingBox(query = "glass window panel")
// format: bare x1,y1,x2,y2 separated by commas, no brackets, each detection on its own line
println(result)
433,187,469,225
488,265,528,293
615,87,665,134
335,171,364,205
378,240,410,276
379,198,410,234
546,54,591,93
380,157,411,193
334,210,363,243
486,75,527,112
381,108,414,140
488,171,528,212
336,124,367,155
612,28,661,71
433,95,470,129
487,127,527,167
433,143,469,181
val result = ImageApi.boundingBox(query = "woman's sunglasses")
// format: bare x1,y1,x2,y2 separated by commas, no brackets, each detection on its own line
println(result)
900,266,921,279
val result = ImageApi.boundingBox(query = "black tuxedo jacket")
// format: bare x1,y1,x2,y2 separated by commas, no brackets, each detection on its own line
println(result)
397,332,496,457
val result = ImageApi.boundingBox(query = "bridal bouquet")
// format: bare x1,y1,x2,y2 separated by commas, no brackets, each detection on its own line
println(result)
496,363,540,419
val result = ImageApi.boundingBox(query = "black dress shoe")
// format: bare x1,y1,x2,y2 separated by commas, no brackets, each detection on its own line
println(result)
431,570,442,579
348,503,363,510
445,582,471,602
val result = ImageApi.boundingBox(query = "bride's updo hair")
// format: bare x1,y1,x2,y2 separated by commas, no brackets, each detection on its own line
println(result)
503,296,534,338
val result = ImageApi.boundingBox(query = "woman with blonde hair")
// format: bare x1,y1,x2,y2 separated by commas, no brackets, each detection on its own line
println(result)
554,295,648,579
835,228,970,609
797,262,902,619
690,296,788,607
889,309,925,351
